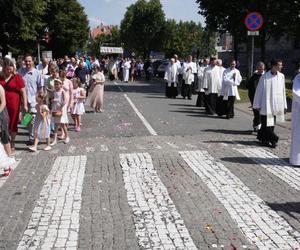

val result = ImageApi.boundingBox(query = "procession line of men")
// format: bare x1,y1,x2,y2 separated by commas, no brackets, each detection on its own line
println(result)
164,56,242,119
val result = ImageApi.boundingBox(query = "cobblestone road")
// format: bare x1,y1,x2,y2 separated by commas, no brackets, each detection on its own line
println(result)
0,80,298,250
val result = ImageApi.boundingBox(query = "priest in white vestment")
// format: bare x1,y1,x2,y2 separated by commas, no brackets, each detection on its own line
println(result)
221,60,242,119
182,55,196,99
164,58,178,98
203,58,222,114
253,60,287,148
123,59,131,83
196,58,209,107
290,73,300,165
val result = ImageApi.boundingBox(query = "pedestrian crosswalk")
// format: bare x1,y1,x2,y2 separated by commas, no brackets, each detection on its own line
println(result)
1,145,300,249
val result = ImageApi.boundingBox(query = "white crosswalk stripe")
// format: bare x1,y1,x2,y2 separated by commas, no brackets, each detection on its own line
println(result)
17,156,87,250
120,153,197,249
236,147,300,191
85,146,95,153
179,150,300,249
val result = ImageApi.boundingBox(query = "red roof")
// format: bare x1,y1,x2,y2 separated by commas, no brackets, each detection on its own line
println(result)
90,25,112,39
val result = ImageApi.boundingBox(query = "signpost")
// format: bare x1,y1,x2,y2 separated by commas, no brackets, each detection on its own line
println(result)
244,12,264,76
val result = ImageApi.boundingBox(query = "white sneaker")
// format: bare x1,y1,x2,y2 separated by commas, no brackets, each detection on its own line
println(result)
64,137,70,144
44,146,52,151
28,146,37,152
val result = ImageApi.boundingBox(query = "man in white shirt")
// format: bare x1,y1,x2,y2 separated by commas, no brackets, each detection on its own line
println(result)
18,55,43,144
221,59,242,119
253,59,287,148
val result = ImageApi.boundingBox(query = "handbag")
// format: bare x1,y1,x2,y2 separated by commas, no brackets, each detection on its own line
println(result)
21,113,33,127
52,111,62,117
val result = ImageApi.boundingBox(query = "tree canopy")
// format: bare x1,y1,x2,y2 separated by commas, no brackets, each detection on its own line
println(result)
120,0,166,58
195,0,300,59
163,20,216,58
0,0,89,58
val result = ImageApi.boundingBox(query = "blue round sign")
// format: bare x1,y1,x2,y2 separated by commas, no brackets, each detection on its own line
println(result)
244,12,264,31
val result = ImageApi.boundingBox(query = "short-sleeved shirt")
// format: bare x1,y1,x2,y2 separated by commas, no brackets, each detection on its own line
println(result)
75,67,89,84
18,67,42,107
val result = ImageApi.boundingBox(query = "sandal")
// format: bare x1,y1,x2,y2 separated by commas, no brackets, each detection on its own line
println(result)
2,166,12,177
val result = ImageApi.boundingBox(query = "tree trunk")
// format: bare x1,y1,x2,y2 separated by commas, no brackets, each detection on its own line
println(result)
233,36,238,61
260,29,266,63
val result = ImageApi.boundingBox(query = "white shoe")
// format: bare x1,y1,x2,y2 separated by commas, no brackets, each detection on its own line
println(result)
50,140,57,146
44,146,52,151
28,146,37,152
64,137,70,144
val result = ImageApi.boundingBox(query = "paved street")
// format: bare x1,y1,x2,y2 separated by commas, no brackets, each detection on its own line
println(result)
0,79,299,250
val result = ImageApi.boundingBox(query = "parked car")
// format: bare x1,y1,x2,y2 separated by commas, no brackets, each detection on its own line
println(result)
157,61,170,78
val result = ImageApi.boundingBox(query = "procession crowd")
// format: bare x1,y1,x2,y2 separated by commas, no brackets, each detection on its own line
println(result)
0,55,106,176
0,52,300,177
163,55,300,166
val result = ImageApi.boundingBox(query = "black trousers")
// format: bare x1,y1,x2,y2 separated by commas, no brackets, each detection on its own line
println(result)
257,115,279,144
226,96,236,118
252,109,261,128
196,92,205,107
182,83,192,99
166,82,178,98
205,93,218,114
216,96,227,116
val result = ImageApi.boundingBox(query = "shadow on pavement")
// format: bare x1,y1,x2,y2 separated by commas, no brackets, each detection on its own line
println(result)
202,140,258,146
202,129,253,135
267,202,300,219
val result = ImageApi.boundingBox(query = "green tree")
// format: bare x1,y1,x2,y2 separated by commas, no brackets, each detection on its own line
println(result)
0,0,47,56
162,20,215,58
120,0,166,57
44,0,89,57
195,0,300,61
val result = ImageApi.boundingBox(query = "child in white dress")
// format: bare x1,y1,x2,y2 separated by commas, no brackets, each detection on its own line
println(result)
71,78,86,132
50,79,70,145
28,94,51,152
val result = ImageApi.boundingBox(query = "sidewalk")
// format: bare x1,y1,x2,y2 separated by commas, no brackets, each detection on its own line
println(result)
235,102,292,130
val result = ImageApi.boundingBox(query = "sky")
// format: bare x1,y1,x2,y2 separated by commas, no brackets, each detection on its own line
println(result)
78,0,205,28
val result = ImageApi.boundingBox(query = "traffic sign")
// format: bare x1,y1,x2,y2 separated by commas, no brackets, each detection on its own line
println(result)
244,12,264,31
247,31,259,36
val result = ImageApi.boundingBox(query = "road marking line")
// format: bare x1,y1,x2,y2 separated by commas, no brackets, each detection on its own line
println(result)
100,144,109,152
179,150,300,249
120,153,197,249
236,147,300,191
0,158,21,189
17,156,87,250
114,82,158,136
166,142,179,149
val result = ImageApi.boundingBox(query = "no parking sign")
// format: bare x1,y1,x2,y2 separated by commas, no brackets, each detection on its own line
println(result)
244,12,264,31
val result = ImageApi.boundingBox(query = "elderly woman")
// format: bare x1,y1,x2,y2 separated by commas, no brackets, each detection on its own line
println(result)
0,58,28,151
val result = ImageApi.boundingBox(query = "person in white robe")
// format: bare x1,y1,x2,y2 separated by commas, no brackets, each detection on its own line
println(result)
164,58,178,98
253,59,287,148
203,57,222,114
174,54,183,94
123,59,131,83
196,57,209,107
182,55,196,99
290,73,300,165
220,59,242,119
